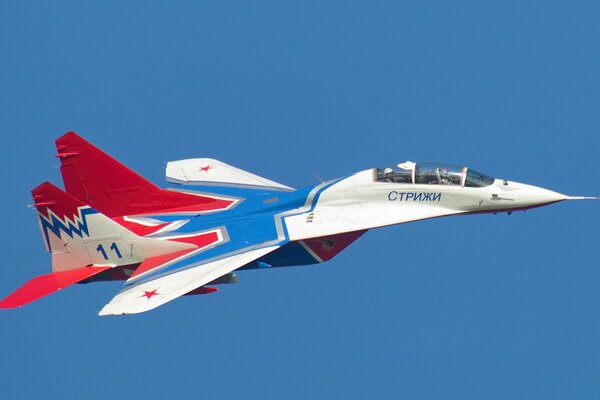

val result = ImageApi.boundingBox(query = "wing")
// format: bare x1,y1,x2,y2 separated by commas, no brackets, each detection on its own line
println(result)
166,158,294,191
98,245,279,316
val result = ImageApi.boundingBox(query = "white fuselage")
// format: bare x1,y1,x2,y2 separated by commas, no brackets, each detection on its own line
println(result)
284,169,568,241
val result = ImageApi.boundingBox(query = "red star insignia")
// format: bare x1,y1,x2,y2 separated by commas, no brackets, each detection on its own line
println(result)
141,289,159,300
198,165,212,172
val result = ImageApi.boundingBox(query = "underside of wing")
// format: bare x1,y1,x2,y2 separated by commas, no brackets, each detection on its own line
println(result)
98,245,279,316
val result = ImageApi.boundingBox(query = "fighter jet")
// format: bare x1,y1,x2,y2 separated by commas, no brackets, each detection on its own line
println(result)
1,132,597,315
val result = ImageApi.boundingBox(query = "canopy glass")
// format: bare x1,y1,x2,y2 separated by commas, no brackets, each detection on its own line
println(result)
375,162,495,187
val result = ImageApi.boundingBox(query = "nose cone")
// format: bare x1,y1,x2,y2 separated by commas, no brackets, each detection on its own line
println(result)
512,181,567,203
491,180,568,210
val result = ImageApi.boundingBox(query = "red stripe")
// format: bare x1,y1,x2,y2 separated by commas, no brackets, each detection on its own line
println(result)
128,231,222,280
170,231,220,247
128,249,197,280
112,217,174,236
302,230,368,262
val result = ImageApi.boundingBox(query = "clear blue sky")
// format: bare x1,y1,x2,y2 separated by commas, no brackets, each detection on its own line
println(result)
1,1,599,399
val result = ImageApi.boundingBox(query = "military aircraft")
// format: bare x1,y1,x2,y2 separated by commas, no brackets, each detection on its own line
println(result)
1,132,597,315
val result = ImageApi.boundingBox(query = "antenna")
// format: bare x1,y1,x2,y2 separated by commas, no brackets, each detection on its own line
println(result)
312,173,325,183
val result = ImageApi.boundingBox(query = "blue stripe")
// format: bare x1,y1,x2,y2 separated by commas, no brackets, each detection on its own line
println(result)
40,207,99,249
125,177,347,285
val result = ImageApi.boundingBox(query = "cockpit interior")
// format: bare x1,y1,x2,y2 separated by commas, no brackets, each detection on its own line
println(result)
375,161,495,188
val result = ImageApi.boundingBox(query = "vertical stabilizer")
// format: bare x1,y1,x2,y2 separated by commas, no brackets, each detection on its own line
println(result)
56,132,237,217
32,182,195,272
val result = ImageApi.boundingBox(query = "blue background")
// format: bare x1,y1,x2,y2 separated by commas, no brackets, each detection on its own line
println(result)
1,1,599,398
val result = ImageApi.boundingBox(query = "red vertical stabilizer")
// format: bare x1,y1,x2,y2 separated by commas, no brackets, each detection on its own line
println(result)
56,132,236,217
32,181,87,220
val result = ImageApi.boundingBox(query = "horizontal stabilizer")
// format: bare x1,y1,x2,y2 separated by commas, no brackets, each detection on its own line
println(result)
0,266,111,308
166,158,294,191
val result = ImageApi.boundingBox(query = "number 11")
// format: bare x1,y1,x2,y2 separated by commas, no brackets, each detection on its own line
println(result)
96,243,123,260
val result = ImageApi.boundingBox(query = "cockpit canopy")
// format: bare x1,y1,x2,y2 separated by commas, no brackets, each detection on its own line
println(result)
375,161,495,188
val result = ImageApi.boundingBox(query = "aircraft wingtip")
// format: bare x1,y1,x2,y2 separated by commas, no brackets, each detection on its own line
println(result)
98,306,119,317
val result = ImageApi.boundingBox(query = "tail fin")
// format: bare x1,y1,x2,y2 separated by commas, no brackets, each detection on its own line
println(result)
56,132,236,217
0,182,197,309
32,182,195,272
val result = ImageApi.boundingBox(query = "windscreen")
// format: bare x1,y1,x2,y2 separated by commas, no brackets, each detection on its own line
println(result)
464,169,495,187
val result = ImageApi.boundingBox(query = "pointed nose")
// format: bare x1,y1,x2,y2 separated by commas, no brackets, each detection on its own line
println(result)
495,180,568,209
